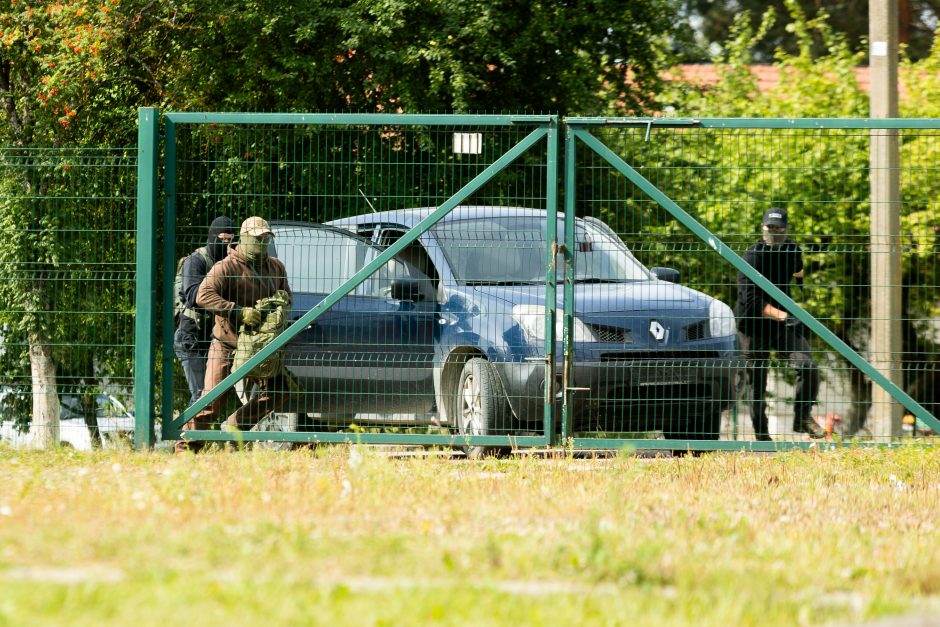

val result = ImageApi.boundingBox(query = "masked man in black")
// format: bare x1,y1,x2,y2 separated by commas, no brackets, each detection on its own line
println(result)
735,208,824,441
174,216,236,406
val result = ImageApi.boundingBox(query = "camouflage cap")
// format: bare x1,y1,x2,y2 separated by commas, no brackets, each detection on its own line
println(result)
240,216,272,237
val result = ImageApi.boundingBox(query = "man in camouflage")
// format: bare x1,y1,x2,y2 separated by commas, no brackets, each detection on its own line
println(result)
180,217,292,447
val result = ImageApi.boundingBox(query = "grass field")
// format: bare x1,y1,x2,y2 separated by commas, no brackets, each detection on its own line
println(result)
1,444,939,626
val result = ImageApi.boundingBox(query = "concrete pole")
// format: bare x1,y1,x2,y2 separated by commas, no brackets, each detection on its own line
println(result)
868,0,903,438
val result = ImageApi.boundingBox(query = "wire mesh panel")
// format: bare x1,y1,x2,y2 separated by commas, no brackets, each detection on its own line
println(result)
0,148,138,450
566,120,940,449
163,115,556,452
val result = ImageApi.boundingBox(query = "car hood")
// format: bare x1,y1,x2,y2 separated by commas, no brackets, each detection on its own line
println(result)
468,281,713,313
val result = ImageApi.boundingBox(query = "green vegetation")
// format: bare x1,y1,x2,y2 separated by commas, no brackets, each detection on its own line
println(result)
676,0,940,63
1,446,939,625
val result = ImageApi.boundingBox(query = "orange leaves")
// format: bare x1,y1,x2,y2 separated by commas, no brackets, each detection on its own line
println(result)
3,0,118,135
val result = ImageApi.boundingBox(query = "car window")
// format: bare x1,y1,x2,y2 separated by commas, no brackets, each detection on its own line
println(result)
273,226,371,294
376,228,440,290
361,258,412,298
273,224,415,298
59,395,86,421
96,395,129,419
433,216,651,285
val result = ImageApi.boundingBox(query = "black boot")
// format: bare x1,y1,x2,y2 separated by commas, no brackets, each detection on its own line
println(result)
793,414,826,439
752,414,772,442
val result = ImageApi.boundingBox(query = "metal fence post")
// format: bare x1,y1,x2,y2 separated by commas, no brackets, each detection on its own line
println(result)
134,107,159,449
160,120,178,442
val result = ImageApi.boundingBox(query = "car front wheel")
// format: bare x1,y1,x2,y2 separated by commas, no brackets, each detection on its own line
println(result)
456,358,510,459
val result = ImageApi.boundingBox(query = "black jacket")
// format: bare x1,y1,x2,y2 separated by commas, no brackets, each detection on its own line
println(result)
734,238,803,336
177,250,214,341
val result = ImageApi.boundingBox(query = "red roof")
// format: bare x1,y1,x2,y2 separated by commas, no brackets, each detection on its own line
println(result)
669,64,897,96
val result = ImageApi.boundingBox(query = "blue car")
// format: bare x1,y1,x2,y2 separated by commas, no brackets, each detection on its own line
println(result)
270,207,739,450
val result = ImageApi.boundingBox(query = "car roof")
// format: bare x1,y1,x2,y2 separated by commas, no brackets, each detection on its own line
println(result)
269,220,375,244
329,206,562,228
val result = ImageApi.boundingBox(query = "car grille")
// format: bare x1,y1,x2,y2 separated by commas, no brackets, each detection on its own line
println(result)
603,383,714,404
683,320,710,341
588,323,632,343
601,350,720,361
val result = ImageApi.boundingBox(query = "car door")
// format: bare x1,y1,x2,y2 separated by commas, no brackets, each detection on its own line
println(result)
358,226,439,416
272,223,435,419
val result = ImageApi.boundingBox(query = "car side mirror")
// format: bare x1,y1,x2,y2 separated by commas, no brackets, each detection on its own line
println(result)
390,277,425,302
651,267,680,284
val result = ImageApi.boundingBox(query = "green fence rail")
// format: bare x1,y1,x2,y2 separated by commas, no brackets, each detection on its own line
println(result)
0,146,138,450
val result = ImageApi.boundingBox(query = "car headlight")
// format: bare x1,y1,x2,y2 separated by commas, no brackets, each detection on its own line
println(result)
512,304,598,343
709,299,736,338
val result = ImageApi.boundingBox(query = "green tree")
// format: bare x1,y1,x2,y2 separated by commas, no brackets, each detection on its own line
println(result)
678,0,940,63
0,0,145,445
147,0,677,115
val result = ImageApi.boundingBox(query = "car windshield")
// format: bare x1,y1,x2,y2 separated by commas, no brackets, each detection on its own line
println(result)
432,216,650,285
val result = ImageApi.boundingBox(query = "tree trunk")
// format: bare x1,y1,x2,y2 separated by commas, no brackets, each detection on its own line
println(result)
899,0,912,46
28,330,59,448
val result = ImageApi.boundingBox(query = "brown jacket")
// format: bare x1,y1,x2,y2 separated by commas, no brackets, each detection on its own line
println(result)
196,247,291,347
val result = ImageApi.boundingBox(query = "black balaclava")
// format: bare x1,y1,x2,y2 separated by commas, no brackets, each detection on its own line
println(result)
206,216,235,262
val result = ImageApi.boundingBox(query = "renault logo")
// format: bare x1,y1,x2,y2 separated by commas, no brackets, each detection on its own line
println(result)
649,320,667,342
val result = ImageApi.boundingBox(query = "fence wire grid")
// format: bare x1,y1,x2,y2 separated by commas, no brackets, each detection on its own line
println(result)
1,114,938,453
0,147,138,450
162,116,556,455
567,121,940,448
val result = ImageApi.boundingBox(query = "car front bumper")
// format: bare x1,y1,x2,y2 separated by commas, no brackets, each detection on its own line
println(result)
494,356,742,432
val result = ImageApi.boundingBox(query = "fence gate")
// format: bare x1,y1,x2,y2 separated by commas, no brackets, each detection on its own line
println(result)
561,118,940,451
137,112,560,452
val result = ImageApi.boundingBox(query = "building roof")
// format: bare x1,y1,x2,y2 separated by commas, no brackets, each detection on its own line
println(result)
669,63,897,96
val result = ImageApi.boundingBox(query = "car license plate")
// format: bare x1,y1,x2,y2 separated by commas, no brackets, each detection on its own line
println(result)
633,368,690,386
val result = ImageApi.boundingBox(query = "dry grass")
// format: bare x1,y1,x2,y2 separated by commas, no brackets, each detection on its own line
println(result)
1,445,939,625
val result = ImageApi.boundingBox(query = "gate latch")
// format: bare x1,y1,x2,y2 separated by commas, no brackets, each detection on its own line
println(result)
596,118,701,141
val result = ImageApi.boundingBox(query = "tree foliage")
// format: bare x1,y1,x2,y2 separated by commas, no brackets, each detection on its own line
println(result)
145,0,676,115
677,0,940,63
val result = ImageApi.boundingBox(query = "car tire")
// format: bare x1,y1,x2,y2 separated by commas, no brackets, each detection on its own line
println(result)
455,358,510,459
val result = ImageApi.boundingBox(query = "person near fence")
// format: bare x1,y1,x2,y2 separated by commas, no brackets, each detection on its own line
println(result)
735,207,824,441
174,216,236,407
180,216,292,448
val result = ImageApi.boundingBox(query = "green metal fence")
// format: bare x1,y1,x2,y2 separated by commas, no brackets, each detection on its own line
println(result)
564,118,940,451
136,113,940,453
151,113,559,453
0,146,138,450
4,112,937,454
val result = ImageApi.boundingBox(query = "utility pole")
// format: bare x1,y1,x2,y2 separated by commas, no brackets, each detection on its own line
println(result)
868,0,902,438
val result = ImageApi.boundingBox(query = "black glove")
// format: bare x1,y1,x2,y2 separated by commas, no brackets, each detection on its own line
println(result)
784,313,805,336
